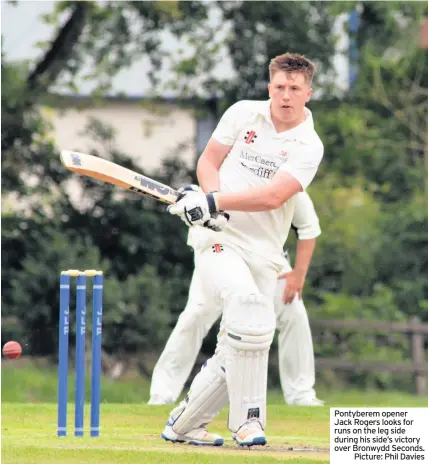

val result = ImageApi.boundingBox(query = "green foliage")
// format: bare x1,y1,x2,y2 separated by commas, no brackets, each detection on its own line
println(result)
2,2,427,394
101,266,173,354
1,58,195,357
290,176,383,297
40,1,210,92
217,1,336,103
375,196,428,321
330,2,427,53
308,287,413,391
1,152,194,359
311,97,425,202
2,220,102,352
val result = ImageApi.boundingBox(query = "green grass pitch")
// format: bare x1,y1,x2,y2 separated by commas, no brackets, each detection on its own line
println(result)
2,361,427,463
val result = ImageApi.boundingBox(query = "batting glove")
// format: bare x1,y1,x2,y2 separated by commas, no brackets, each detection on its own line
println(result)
168,185,230,231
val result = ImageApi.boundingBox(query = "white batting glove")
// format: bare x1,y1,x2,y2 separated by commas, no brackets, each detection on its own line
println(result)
205,211,230,232
176,185,201,196
168,186,230,231
167,190,215,226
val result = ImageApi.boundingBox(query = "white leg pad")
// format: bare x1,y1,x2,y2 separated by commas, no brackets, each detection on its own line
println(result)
171,354,228,434
224,293,276,433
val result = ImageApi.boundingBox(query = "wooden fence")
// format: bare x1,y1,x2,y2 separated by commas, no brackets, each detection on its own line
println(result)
311,316,428,395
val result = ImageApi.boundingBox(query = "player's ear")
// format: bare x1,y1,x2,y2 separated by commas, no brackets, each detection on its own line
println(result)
268,82,272,97
305,88,313,103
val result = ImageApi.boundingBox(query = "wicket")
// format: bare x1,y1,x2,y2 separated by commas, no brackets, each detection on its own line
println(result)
57,270,104,437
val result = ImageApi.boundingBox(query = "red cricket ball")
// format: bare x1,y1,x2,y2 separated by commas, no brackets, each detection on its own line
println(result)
2,341,23,360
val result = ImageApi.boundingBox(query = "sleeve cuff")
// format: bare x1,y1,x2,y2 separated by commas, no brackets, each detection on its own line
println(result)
206,193,219,213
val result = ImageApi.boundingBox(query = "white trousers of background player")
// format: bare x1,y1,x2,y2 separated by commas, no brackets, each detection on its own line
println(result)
149,269,221,404
169,244,278,435
149,260,318,405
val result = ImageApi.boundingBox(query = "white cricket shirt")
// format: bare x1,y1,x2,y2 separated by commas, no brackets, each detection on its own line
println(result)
292,191,321,240
189,99,324,265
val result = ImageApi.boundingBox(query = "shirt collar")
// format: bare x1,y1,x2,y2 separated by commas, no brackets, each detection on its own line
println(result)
258,99,314,140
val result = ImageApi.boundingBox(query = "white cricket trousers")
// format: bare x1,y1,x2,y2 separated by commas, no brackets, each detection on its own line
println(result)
150,256,317,405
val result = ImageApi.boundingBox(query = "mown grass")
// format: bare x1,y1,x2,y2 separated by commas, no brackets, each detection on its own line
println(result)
2,360,427,464
2,402,329,464
2,358,427,406
2,358,148,403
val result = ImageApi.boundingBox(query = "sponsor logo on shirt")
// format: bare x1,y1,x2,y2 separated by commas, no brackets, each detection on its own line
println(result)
240,162,275,179
239,149,282,179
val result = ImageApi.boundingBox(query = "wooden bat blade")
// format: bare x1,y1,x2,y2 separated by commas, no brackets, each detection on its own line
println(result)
60,150,179,204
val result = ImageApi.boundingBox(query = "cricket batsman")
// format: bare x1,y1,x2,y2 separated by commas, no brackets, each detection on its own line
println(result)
161,53,324,446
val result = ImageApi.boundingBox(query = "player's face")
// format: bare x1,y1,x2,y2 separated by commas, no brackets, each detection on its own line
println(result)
268,71,312,130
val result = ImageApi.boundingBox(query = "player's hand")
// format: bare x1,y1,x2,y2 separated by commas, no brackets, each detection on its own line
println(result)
176,184,201,199
168,189,212,227
278,268,306,304
205,210,230,232
168,186,226,231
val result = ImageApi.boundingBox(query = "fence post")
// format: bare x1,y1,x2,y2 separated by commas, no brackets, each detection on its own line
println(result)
410,316,427,396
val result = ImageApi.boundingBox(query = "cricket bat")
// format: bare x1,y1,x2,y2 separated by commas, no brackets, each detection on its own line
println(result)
60,150,179,204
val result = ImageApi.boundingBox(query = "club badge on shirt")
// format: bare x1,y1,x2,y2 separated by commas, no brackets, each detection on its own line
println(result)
212,244,224,253
244,130,257,144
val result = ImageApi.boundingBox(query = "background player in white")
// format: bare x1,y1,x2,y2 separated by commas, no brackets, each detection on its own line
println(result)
162,53,323,447
149,191,324,407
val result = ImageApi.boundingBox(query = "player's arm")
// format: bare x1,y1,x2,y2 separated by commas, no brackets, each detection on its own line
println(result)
197,139,231,193
294,238,316,280
280,239,317,304
167,102,240,229
215,143,323,212
215,170,302,212
169,145,321,226
196,100,246,193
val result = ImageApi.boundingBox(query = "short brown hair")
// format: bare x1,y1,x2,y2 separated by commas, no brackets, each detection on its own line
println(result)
269,53,316,85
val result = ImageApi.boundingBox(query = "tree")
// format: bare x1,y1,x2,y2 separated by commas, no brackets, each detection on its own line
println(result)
1,2,212,359
1,3,91,156
162,1,338,104
4,1,425,393
2,1,211,196
308,3,427,202
1,93,196,356
218,1,336,103
35,2,339,103
41,1,210,91
365,50,428,197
